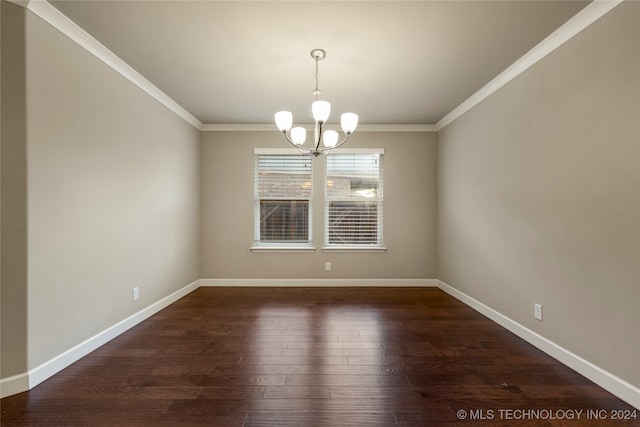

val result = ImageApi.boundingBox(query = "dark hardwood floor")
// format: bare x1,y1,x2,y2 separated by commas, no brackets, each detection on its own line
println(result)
1,287,637,426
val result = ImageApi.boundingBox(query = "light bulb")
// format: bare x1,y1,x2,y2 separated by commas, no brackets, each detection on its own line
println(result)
341,113,358,134
323,130,339,148
290,127,306,145
312,101,331,123
275,111,293,132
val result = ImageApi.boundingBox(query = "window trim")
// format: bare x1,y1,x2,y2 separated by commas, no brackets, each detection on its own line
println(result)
321,245,387,253
251,244,316,253
253,148,314,251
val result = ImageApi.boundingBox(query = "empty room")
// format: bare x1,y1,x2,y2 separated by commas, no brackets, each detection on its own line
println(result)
1,0,638,425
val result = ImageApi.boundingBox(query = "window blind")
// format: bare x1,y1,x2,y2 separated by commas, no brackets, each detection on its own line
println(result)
325,152,383,246
255,153,312,243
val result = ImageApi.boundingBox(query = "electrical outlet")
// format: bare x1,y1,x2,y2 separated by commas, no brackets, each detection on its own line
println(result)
534,303,543,321
133,287,139,301
325,262,332,271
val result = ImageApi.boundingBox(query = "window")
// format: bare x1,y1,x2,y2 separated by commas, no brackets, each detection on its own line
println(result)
325,150,384,247
254,150,312,248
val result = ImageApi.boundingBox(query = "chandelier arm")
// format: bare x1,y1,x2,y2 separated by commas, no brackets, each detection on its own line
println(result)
280,131,315,155
282,131,306,150
314,121,323,154
281,130,297,147
332,132,353,150
316,132,353,155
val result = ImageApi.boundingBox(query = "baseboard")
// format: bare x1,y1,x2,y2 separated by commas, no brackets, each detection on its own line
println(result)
2,278,432,398
0,279,200,399
199,278,438,287
4,277,637,410
0,372,30,399
436,280,640,410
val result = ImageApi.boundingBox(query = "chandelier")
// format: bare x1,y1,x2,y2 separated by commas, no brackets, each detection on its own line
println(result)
275,49,359,157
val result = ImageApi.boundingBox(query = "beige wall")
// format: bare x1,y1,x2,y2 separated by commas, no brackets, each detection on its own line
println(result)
1,1,29,379
200,131,437,280
437,1,639,388
2,0,637,403
1,2,200,376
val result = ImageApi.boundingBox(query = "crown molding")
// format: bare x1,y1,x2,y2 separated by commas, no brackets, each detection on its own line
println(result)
201,124,437,132
435,0,624,131
18,0,203,130
6,0,30,7
14,0,622,134
201,124,275,132
337,124,437,132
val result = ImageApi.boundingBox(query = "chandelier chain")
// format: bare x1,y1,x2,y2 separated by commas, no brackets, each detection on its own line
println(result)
314,57,320,99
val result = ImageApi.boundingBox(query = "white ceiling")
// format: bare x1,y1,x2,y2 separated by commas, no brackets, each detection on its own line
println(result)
48,0,590,126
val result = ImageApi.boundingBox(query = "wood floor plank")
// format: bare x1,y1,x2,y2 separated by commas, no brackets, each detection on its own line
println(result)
2,287,636,426
284,373,411,387
263,385,331,399
240,355,349,365
245,411,397,427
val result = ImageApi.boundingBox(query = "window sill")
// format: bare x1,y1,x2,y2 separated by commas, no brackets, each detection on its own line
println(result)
251,246,316,253
321,246,387,253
